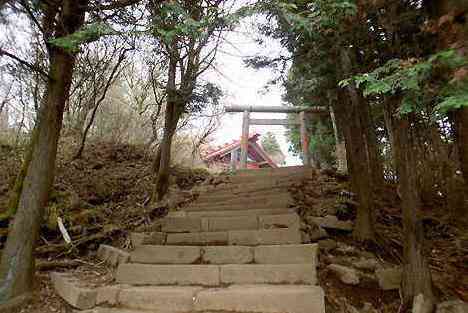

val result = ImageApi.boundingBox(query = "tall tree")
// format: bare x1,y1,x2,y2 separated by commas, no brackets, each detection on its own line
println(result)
254,0,378,241
432,0,468,222
150,0,236,201
0,0,88,305
0,0,144,306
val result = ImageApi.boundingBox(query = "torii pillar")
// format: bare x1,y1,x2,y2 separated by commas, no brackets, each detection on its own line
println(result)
225,105,328,169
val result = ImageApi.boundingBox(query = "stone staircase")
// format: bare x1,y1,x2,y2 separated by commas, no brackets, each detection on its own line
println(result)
80,166,325,313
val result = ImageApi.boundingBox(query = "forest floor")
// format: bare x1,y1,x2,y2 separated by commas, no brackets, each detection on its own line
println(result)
291,173,467,312
0,140,466,313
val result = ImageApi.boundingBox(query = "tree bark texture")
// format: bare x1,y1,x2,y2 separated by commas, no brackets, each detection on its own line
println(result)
453,109,468,223
330,105,348,173
433,0,468,224
0,0,86,304
391,111,434,310
359,96,384,190
338,49,375,242
153,55,182,201
153,100,183,201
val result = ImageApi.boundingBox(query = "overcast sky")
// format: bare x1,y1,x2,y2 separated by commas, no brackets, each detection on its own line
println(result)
0,2,302,165
203,15,302,166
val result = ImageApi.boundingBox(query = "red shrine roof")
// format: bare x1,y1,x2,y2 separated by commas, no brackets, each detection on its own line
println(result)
201,133,278,168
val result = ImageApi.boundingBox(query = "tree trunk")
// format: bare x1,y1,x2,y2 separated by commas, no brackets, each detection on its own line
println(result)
0,105,8,131
330,105,347,173
153,101,183,201
454,107,468,184
152,145,162,175
359,96,384,189
339,49,375,242
452,108,468,223
391,110,434,311
152,52,180,202
0,0,86,305
383,99,397,176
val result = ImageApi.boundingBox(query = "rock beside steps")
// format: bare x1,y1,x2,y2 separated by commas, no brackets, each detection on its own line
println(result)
54,167,325,313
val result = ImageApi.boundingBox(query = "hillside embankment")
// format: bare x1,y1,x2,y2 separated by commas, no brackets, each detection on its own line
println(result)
0,141,466,313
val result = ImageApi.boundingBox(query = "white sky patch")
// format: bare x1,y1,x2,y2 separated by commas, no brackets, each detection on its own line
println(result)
0,3,302,166
203,16,302,166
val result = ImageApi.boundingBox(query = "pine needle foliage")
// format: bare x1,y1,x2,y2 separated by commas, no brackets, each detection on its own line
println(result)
340,49,468,116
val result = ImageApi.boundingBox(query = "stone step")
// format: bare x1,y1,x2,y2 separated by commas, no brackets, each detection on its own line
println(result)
223,173,309,185
194,285,325,313
168,208,296,218
166,231,229,246
195,178,302,194
166,228,302,246
78,309,147,313
119,286,201,312
131,245,202,264
196,185,291,199
190,194,292,206
202,246,253,264
116,264,316,286
80,285,325,313
185,201,292,212
228,167,311,179
130,232,166,246
223,171,305,181
220,264,317,285
129,244,318,265
233,165,307,175
254,244,318,265
228,228,302,246
197,183,289,195
116,264,220,286
161,213,299,233
259,213,300,229
209,175,302,187
194,193,292,206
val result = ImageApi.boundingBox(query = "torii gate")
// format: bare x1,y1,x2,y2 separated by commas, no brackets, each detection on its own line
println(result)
225,105,328,168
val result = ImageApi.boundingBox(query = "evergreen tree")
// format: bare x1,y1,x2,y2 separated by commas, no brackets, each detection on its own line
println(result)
261,131,282,155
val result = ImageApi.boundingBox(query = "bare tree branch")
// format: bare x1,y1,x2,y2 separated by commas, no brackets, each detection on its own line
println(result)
0,48,51,80
74,46,133,158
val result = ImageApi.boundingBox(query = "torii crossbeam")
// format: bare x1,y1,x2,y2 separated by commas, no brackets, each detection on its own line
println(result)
225,105,328,169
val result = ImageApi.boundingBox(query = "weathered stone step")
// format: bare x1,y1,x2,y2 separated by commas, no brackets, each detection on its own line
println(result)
166,231,228,246
194,193,292,206
227,167,312,179
116,264,220,286
129,244,318,265
161,213,299,233
79,285,325,313
221,264,317,285
255,244,318,265
222,174,308,185
196,185,290,198
194,285,324,313
119,286,200,312
189,195,292,209
166,228,302,246
196,184,290,196
185,201,292,212
131,245,202,264
234,165,307,175
78,309,147,313
195,177,302,194
168,208,296,218
116,264,316,286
